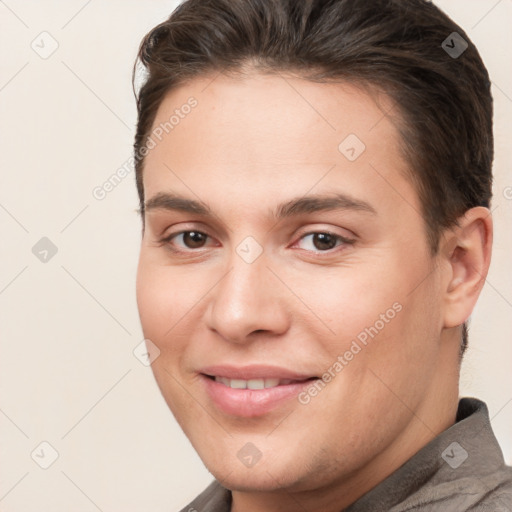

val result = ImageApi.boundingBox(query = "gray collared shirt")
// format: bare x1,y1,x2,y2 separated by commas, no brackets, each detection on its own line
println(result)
179,397,512,511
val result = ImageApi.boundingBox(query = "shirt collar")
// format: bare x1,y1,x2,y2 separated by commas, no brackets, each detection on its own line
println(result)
345,397,504,511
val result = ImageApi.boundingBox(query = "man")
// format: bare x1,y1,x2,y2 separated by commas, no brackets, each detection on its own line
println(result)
132,0,512,510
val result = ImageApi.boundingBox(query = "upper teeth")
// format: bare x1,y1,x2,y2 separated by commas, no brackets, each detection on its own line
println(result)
214,377,296,389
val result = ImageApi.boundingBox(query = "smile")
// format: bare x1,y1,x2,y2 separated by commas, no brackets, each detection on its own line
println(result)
212,376,312,389
199,366,319,417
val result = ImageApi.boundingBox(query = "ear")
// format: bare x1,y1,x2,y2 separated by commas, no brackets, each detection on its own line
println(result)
440,206,493,329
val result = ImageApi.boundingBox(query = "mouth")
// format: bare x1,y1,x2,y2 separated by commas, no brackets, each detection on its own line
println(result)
199,368,320,417
203,374,317,389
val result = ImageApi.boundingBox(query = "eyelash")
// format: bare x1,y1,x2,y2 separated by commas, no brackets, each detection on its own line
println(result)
157,229,355,256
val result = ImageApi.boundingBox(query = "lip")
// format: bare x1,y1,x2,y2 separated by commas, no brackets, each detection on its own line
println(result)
199,365,319,418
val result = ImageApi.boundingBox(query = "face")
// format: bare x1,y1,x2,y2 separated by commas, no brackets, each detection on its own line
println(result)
136,72,449,498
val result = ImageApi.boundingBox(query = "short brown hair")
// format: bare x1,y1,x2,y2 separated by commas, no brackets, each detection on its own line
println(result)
132,0,494,357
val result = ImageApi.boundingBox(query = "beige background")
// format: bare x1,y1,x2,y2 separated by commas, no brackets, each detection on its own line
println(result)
0,1,511,510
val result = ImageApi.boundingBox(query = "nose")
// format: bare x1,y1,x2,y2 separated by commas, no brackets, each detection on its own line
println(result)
204,250,290,345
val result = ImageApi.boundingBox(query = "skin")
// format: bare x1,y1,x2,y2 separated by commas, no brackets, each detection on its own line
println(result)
135,70,492,512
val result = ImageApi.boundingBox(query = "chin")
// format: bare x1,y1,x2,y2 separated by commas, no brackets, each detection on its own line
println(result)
210,466,297,492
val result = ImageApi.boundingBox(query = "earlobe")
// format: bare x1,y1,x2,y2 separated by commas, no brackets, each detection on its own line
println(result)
442,207,493,329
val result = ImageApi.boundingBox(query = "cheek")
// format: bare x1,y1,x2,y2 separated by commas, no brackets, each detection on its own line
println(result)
136,257,184,350
136,254,213,376
136,260,197,419
136,266,166,337
295,256,440,365
290,264,401,338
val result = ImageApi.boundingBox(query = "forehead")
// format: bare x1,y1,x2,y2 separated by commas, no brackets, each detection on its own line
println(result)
142,72,419,221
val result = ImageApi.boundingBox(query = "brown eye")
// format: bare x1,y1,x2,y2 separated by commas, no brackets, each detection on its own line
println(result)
311,233,338,251
160,230,211,251
297,232,353,252
179,231,208,249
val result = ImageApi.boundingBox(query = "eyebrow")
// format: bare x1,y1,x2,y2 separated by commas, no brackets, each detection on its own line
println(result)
144,191,377,219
